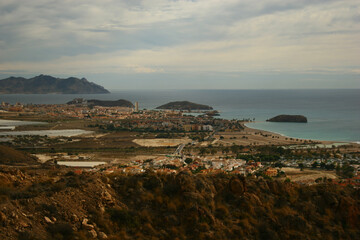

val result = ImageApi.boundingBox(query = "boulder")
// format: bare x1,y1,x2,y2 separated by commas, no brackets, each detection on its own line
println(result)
88,229,97,238
82,218,94,230
98,231,108,239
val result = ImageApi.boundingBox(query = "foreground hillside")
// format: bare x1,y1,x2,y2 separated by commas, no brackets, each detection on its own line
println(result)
0,145,39,166
0,168,359,240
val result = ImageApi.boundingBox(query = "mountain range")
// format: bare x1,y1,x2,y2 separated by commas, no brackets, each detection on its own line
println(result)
0,75,110,94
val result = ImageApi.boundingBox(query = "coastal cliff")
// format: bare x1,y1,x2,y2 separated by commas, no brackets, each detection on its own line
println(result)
267,115,308,123
156,101,213,111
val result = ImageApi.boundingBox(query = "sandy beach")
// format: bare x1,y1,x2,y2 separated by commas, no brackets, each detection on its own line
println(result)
213,124,334,147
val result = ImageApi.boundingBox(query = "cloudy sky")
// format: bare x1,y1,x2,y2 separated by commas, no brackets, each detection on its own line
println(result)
0,0,359,89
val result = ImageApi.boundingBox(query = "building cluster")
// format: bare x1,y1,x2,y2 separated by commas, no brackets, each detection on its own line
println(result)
102,155,267,176
100,112,245,133
0,102,245,133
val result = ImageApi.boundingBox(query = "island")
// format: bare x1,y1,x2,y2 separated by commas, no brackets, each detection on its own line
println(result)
67,98,134,108
0,74,110,94
267,114,308,123
156,101,213,111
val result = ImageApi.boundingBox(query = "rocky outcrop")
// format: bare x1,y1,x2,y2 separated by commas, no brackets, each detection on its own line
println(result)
267,114,308,123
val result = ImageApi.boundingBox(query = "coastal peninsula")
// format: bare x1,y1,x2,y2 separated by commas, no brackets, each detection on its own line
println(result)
67,98,134,108
156,101,213,111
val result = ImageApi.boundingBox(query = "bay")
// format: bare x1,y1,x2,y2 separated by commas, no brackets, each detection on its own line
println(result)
1,89,359,142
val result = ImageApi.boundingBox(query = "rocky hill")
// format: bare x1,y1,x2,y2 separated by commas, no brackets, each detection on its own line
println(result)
0,168,359,240
0,75,110,94
67,98,134,108
267,114,308,123
156,101,213,111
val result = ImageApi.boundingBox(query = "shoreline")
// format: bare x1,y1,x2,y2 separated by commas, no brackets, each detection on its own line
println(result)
244,122,357,144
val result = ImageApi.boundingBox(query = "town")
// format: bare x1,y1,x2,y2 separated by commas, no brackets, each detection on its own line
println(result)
1,100,359,187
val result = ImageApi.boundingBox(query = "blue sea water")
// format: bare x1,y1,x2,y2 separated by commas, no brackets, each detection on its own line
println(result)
1,89,359,142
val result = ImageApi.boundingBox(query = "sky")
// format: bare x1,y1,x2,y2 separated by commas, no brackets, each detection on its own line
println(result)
0,0,359,90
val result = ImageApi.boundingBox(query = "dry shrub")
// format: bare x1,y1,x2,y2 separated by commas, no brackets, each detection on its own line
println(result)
238,218,253,232
168,227,184,240
198,222,210,232
139,209,152,223
47,222,74,240
154,195,163,205
108,230,129,239
142,223,157,236
107,207,140,228
215,203,229,220
258,222,279,240
140,191,154,202
167,201,177,212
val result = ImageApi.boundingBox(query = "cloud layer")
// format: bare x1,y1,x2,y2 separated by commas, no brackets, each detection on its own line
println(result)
0,0,359,89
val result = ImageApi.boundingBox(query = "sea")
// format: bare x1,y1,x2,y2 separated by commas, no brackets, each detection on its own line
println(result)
1,89,359,142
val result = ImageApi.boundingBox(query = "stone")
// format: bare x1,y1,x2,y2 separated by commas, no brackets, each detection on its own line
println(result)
0,211,7,223
88,229,97,238
11,212,18,219
44,216,53,224
98,231,108,239
71,214,79,222
99,206,106,213
19,220,30,228
82,218,94,230
101,190,114,205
